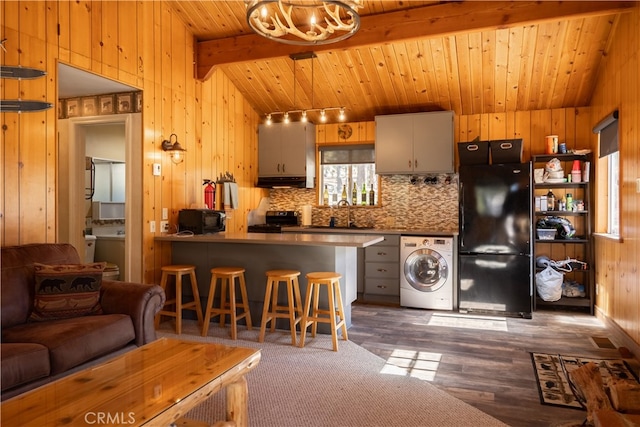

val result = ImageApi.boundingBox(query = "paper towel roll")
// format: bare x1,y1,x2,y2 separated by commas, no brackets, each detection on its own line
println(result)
301,205,312,226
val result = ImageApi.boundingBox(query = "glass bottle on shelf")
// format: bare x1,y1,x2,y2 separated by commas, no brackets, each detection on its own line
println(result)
351,183,357,205
361,183,367,206
341,184,347,201
546,190,555,211
566,193,573,211
369,184,375,206
323,185,329,206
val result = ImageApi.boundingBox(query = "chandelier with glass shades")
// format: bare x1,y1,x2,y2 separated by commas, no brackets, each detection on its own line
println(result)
245,0,363,46
263,52,347,125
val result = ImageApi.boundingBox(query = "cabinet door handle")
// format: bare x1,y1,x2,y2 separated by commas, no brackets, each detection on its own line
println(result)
377,268,387,273
376,285,387,289
282,163,285,173
277,163,280,172
408,159,412,168
377,252,387,256
415,159,418,168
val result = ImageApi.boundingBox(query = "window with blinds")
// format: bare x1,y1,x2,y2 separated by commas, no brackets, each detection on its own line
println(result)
319,145,378,206
593,110,619,236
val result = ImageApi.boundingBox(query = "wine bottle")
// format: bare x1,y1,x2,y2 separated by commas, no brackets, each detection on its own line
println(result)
369,184,375,206
351,183,357,205
341,184,347,201
546,190,555,211
361,183,367,206
323,185,329,205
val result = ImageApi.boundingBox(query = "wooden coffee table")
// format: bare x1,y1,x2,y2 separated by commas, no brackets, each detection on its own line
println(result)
0,338,261,426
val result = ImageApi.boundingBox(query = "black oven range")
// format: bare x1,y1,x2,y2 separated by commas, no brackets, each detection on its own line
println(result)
247,210,298,233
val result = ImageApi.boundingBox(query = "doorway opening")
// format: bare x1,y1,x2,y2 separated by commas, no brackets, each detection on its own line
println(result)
57,63,142,282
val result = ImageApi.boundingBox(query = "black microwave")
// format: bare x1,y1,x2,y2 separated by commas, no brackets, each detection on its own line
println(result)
178,209,226,234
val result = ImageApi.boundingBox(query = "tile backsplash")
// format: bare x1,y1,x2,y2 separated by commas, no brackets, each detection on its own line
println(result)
269,174,459,232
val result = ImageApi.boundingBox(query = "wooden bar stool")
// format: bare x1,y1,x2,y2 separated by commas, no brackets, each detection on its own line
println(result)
155,265,203,335
299,272,348,352
202,267,252,340
259,269,303,346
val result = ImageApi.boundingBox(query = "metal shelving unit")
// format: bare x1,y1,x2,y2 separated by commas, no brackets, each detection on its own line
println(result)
532,153,594,314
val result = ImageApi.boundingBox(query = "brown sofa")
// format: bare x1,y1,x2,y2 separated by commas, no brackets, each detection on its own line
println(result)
1,243,166,400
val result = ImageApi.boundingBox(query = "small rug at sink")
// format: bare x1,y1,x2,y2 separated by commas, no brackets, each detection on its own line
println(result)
530,352,639,409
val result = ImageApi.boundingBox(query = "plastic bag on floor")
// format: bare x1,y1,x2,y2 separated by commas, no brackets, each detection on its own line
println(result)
535,265,564,302
562,280,586,298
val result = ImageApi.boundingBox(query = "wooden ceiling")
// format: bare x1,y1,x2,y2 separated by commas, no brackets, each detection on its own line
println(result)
168,1,635,124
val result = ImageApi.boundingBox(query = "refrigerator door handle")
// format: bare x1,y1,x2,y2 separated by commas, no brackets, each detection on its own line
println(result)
459,182,464,248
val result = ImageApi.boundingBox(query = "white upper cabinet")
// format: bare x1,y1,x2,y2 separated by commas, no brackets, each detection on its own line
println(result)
258,122,315,179
375,111,454,174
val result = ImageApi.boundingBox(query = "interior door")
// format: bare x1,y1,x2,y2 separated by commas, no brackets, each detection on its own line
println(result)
58,114,142,282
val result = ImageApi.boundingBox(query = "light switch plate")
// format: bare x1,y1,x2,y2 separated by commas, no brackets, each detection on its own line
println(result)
160,221,169,233
162,208,168,220
153,163,161,176
150,221,156,233
636,178,640,193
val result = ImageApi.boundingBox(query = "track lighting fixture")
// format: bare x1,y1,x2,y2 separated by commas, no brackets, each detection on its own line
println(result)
263,52,347,125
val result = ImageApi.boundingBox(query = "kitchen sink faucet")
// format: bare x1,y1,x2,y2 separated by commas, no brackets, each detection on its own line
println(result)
336,199,354,228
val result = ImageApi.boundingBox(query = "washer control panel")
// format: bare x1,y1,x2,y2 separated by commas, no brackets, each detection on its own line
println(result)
401,236,453,252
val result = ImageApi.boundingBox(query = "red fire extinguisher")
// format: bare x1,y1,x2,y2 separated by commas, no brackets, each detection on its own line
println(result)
203,179,215,209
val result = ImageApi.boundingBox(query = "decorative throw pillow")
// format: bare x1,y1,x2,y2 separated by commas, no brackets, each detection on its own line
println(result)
30,262,106,321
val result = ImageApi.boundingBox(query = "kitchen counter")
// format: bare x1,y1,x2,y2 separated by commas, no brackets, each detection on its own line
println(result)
282,226,458,236
155,231,383,246
155,232,384,332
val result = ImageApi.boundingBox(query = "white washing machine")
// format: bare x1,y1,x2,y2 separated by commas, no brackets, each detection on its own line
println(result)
400,236,454,310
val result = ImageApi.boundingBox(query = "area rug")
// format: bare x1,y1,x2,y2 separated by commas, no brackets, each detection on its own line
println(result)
158,320,508,427
530,352,639,409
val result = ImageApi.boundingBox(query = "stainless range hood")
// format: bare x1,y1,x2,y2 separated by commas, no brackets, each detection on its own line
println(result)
256,176,310,188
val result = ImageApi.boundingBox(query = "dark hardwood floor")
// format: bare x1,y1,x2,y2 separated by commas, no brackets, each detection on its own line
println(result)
348,302,639,427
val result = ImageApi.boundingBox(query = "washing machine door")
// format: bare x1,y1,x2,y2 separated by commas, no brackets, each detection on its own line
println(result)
404,249,449,292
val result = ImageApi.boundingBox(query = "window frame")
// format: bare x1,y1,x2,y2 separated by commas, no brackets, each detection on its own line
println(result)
593,110,620,238
606,151,620,236
317,144,378,206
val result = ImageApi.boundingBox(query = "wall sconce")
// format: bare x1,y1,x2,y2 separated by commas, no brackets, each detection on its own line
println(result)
161,133,186,164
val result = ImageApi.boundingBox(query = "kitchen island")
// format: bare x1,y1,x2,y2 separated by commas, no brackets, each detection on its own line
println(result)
155,232,384,332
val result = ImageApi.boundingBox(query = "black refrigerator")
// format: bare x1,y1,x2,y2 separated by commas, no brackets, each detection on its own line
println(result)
458,163,533,318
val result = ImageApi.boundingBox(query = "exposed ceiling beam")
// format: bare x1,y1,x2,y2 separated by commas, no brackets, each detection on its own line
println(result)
195,0,634,80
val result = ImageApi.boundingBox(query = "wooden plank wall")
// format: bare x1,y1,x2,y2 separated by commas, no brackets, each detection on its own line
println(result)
589,6,640,347
2,2,637,348
1,1,56,245
316,108,593,156
455,108,593,159
0,1,266,284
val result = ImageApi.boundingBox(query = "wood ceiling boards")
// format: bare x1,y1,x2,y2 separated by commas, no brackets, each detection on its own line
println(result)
168,1,635,122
